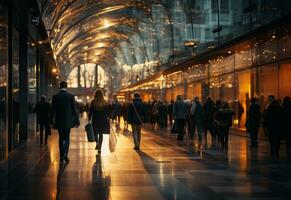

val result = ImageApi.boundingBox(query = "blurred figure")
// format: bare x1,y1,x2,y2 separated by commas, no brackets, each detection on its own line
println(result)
158,101,167,128
282,96,291,152
114,99,122,124
168,100,174,126
189,97,203,141
127,93,146,150
173,95,187,141
89,89,110,154
246,98,261,148
263,95,284,157
121,102,129,131
214,101,234,149
203,97,215,141
151,100,159,130
34,95,51,144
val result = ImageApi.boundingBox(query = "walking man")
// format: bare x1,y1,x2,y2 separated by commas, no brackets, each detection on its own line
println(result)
51,81,80,162
127,92,146,150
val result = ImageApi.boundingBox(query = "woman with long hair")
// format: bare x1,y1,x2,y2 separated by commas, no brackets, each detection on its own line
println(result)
89,89,110,154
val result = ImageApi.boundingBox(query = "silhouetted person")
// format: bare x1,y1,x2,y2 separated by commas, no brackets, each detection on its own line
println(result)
203,97,215,140
52,81,80,163
189,97,203,141
127,92,146,150
158,101,167,128
282,96,291,152
34,95,51,144
214,102,234,149
89,89,110,154
173,95,187,141
263,95,284,157
247,98,261,148
168,100,174,126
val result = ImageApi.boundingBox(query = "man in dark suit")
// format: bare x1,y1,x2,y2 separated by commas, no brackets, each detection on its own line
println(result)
51,81,80,162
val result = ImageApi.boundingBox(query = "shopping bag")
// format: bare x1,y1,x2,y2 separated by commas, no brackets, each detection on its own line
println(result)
85,123,95,142
171,120,178,133
109,127,117,153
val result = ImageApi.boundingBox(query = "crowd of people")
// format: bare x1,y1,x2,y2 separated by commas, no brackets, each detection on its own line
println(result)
33,81,291,161
118,94,291,157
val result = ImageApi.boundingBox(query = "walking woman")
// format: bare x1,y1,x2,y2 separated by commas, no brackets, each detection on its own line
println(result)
89,89,110,154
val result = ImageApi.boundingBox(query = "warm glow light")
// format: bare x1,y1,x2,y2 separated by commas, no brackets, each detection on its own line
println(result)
103,19,112,29
52,68,57,73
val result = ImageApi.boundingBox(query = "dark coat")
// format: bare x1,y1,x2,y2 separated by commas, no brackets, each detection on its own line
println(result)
214,108,234,128
34,101,51,124
190,101,204,126
247,103,261,130
51,90,79,130
89,102,110,134
127,98,146,125
203,99,215,124
263,101,284,137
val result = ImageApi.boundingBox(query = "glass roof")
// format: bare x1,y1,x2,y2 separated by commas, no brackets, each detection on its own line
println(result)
37,0,291,81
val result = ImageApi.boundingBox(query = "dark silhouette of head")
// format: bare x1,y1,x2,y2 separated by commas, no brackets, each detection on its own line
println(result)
59,81,67,89
133,92,140,98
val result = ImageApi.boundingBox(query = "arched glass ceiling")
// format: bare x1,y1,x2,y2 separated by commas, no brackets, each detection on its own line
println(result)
37,0,291,82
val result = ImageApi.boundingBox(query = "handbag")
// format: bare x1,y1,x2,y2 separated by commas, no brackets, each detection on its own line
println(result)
109,126,117,153
85,122,95,142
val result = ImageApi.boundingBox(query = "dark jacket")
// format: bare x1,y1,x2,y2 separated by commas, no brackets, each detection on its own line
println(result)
173,100,188,120
89,102,110,134
214,108,234,128
127,98,146,125
51,90,79,129
247,103,261,130
264,101,284,136
203,99,215,124
34,101,51,124
190,101,203,126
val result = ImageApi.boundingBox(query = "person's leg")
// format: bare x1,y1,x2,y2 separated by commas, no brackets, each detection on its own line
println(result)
58,129,65,160
137,124,142,148
44,123,49,144
225,127,229,149
269,136,275,157
39,123,44,144
219,127,225,148
98,133,103,151
93,125,99,149
63,129,71,159
132,124,138,147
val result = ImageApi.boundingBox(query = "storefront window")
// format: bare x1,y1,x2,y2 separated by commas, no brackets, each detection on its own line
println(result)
28,40,37,133
279,61,291,99
257,64,278,108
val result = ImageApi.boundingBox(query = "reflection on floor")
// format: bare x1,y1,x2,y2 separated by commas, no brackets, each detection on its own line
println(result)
0,119,291,200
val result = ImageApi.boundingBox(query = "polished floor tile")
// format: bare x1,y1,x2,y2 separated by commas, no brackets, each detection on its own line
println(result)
0,118,291,200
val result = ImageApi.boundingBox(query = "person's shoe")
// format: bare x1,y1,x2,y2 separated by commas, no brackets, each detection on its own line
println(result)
64,157,70,163
133,147,138,150
95,144,98,150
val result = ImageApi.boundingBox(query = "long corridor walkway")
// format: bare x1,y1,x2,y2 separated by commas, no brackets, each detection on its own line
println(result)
1,120,291,200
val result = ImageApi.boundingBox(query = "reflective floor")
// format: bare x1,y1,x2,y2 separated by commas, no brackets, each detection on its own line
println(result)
1,119,291,200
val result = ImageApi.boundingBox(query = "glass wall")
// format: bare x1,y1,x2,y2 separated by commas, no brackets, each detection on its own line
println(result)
28,40,37,134
0,0,8,159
